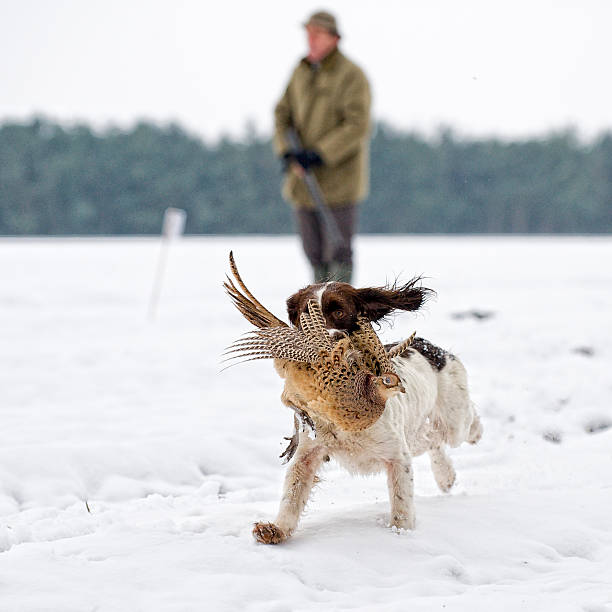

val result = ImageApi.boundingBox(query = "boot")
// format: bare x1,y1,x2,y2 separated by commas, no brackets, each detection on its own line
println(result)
328,261,353,284
313,263,330,283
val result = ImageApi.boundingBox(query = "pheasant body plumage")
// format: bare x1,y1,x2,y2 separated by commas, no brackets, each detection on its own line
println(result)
224,253,406,432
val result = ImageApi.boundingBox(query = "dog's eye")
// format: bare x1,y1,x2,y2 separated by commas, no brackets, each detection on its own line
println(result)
334,310,344,319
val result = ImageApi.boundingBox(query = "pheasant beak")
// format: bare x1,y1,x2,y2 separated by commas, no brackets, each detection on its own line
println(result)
397,383,406,394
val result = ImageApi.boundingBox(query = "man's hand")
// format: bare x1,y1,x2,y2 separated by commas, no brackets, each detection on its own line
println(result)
293,149,323,170
291,162,306,178
282,149,323,172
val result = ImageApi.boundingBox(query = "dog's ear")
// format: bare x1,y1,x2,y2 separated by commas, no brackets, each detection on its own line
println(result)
286,291,304,326
356,279,434,322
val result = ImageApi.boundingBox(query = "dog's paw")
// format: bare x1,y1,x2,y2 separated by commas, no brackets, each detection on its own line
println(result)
390,515,416,531
435,466,456,493
252,522,288,545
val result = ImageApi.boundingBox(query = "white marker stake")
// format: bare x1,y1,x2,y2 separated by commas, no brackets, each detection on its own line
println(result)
148,207,187,320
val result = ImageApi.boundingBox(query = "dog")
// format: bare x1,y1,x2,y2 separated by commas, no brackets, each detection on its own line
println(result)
253,279,482,544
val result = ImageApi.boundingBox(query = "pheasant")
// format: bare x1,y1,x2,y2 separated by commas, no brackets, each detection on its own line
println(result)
223,252,406,432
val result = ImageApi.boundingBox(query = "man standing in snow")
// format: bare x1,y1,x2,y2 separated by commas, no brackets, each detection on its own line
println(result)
274,10,371,284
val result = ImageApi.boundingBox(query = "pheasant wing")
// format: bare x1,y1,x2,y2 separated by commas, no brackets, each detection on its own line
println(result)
350,316,396,375
224,326,320,364
387,332,417,359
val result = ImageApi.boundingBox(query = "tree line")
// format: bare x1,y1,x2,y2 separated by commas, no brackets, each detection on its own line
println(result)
0,118,610,235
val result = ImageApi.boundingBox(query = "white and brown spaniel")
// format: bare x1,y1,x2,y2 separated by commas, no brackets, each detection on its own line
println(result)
253,279,483,545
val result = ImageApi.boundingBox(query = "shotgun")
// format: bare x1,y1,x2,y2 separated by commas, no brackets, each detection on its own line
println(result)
286,128,346,253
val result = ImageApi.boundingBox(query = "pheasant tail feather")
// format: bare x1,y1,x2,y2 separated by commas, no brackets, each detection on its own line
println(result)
223,251,287,329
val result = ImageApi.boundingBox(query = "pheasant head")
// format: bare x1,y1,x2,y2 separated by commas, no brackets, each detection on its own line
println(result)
373,372,405,402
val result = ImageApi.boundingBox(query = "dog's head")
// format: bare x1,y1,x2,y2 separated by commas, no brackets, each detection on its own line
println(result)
286,279,433,333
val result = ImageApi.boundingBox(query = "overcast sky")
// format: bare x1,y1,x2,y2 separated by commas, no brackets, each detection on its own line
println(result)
1,0,611,142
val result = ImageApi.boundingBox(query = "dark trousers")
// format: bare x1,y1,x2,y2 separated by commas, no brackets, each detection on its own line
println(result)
294,204,358,282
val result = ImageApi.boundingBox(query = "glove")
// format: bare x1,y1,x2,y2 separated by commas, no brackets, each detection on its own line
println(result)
281,149,323,171
293,149,323,170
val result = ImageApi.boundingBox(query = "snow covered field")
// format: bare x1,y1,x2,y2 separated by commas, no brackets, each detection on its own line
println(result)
1,235,611,611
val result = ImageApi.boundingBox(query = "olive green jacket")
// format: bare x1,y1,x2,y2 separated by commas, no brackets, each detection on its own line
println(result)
274,48,371,208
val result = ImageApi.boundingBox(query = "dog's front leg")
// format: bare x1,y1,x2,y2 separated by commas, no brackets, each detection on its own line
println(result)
386,447,416,530
253,438,326,544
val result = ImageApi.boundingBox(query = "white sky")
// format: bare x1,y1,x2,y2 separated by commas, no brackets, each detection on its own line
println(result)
1,0,611,142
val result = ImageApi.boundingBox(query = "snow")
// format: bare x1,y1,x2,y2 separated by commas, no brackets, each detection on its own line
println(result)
1,235,611,611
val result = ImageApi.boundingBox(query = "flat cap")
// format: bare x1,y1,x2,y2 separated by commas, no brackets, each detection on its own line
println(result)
304,10,340,37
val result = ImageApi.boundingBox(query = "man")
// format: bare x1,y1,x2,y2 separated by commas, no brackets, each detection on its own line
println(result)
274,10,371,284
